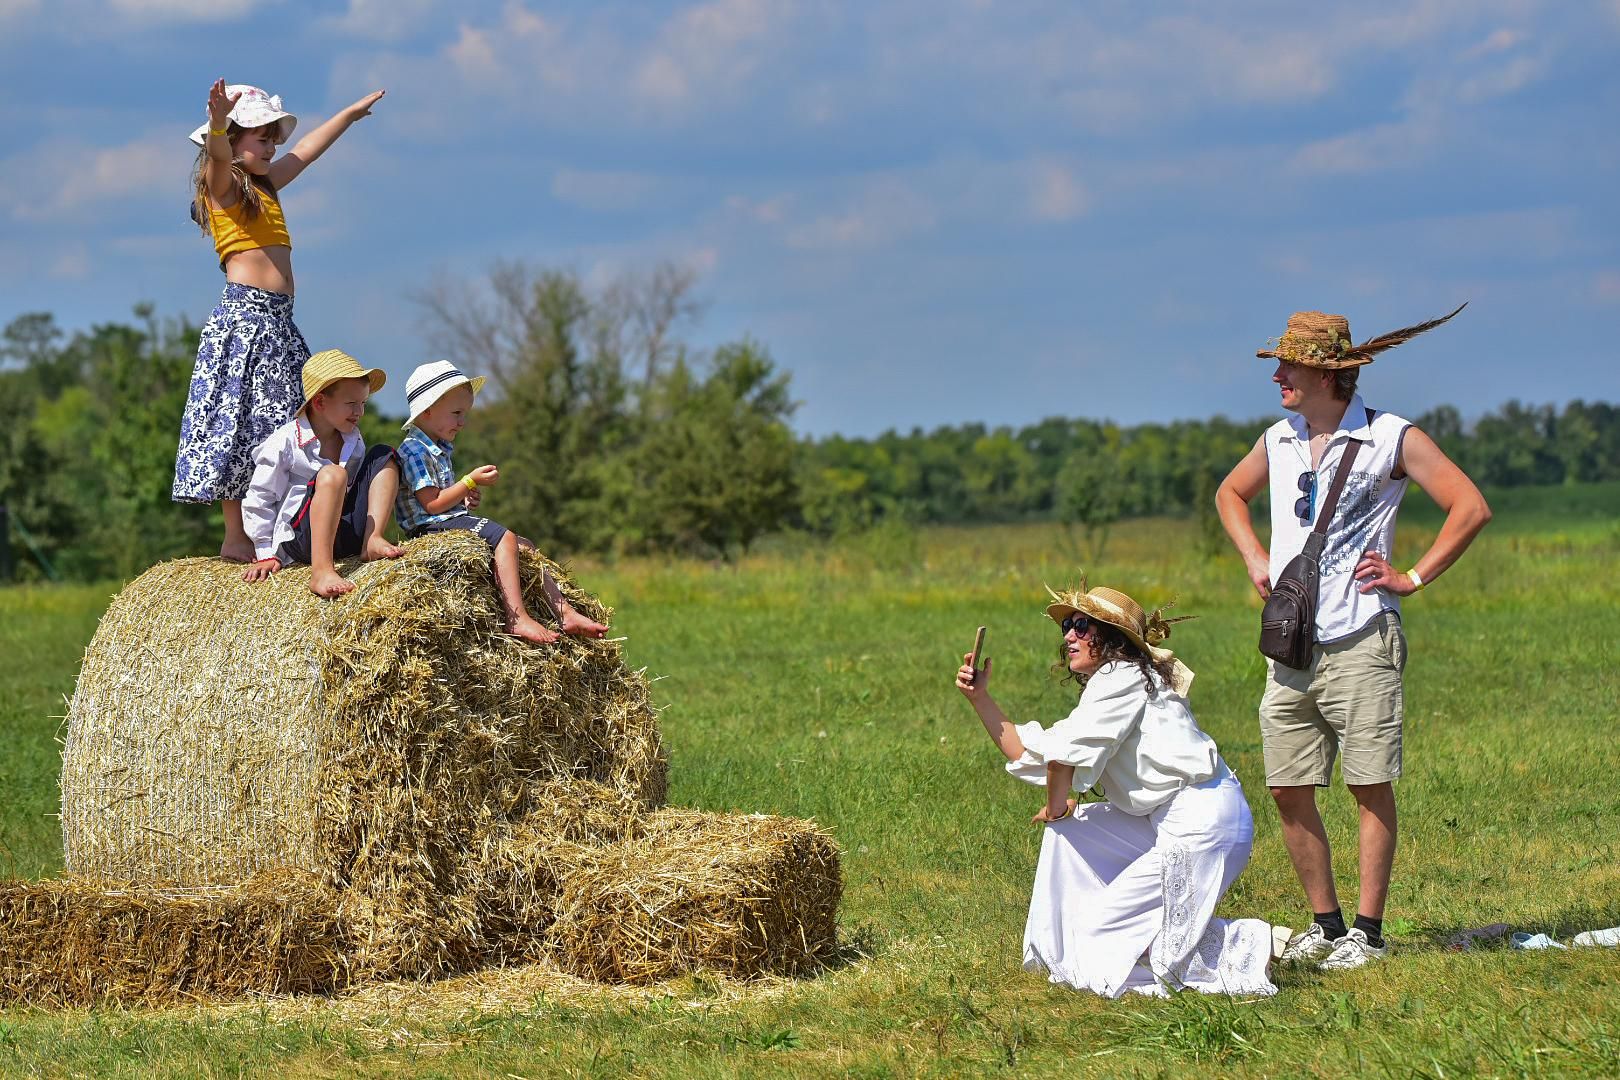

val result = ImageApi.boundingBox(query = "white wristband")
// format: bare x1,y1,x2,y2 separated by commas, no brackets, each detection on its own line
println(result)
1407,568,1424,591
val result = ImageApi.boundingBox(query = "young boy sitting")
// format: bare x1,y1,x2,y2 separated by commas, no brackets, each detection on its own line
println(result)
241,349,404,597
394,360,607,643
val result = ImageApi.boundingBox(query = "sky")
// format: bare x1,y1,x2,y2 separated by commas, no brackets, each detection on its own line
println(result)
1,0,1618,437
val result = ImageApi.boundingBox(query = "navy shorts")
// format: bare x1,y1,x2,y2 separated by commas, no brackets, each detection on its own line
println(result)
407,513,509,549
276,444,397,566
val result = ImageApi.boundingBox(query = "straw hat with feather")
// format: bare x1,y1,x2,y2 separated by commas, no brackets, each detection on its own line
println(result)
1045,577,1197,695
1256,302,1467,370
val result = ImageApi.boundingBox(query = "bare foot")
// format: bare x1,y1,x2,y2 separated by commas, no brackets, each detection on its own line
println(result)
560,606,609,638
220,537,257,563
362,536,405,561
309,568,356,598
508,615,560,644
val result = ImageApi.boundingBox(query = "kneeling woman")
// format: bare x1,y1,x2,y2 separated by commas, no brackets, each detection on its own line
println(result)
955,581,1283,998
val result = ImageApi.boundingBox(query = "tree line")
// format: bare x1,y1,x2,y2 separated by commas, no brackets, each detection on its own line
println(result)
2,265,1616,581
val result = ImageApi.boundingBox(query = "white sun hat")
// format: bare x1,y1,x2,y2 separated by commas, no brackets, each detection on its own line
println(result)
188,85,298,146
403,361,488,430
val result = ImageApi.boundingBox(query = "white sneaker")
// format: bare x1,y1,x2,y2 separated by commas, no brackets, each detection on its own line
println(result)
1280,923,1339,964
1319,928,1389,970
1573,926,1620,948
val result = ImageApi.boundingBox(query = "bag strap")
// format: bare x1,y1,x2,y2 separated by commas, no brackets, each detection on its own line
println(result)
1310,437,1363,537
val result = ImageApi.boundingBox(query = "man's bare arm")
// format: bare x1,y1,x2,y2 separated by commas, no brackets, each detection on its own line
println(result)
1217,437,1272,598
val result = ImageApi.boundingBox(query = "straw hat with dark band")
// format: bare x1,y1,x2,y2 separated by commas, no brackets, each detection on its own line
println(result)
300,348,386,411
1045,579,1197,695
1256,302,1467,370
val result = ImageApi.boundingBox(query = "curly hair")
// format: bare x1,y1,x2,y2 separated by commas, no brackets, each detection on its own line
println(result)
1052,621,1176,696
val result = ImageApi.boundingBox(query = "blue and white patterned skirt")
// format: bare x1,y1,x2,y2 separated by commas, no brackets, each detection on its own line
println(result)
172,283,309,503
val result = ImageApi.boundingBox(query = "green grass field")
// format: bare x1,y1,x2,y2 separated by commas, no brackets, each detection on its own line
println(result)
2,485,1619,1077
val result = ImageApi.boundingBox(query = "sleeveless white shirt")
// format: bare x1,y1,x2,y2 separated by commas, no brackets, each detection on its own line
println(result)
1264,394,1412,644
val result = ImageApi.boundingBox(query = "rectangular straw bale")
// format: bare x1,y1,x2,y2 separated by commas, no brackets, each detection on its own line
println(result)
461,780,641,962
543,809,841,983
0,869,347,1007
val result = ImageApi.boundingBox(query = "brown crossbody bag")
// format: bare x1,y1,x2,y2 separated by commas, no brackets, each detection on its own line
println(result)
1259,436,1365,669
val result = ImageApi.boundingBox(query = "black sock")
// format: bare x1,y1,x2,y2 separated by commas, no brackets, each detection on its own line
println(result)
1353,914,1385,948
1314,909,1348,941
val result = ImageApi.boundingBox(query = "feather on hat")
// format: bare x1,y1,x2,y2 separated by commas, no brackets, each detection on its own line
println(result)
1257,303,1467,370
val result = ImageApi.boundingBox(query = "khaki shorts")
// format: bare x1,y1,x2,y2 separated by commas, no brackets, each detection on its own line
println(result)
1259,611,1406,787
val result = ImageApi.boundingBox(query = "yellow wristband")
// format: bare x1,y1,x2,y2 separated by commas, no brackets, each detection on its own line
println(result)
1407,568,1425,591
462,473,477,492
209,127,228,137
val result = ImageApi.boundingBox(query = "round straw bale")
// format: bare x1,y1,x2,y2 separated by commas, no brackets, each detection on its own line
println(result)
60,531,665,978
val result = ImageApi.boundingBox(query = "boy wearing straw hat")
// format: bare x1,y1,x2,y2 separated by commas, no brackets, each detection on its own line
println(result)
240,349,404,598
1215,305,1491,970
394,360,607,644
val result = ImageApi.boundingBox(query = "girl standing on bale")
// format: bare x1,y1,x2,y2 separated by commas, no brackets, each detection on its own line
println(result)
954,580,1285,998
173,79,385,563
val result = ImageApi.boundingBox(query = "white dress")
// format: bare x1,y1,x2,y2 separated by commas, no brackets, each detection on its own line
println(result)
1008,662,1278,998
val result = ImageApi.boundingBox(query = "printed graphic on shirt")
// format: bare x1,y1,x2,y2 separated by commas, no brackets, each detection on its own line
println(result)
1322,472,1385,572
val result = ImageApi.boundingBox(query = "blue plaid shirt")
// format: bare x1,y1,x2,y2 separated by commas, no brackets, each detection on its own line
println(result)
395,425,463,534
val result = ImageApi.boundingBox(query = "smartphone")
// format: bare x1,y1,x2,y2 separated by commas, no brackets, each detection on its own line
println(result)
969,626,987,683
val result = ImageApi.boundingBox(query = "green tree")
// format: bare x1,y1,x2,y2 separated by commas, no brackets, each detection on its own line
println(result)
1056,425,1125,564
631,340,798,557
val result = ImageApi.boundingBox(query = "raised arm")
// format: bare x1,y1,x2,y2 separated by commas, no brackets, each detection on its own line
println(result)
1216,436,1272,598
267,90,385,191
1355,426,1492,595
202,79,242,203
954,654,1026,762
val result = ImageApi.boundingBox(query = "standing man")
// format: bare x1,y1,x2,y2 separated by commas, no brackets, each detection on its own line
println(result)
1215,305,1491,970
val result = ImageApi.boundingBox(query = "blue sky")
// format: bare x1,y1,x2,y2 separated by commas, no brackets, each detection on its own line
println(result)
1,0,1617,436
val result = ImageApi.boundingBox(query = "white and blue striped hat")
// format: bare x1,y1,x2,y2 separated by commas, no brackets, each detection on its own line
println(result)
403,360,487,430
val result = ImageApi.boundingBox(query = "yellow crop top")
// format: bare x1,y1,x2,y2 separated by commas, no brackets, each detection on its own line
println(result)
208,185,291,266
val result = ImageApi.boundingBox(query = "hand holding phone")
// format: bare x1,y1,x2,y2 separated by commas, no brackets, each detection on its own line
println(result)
969,625,987,686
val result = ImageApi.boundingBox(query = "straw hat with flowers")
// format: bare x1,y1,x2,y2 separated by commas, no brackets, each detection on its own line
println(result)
1045,576,1197,695
299,348,386,412
1256,302,1467,370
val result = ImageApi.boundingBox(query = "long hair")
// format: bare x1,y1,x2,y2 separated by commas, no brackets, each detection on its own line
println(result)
1053,622,1176,696
190,123,273,235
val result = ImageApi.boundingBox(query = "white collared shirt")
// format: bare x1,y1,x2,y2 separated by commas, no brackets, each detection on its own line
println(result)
241,414,366,562
1006,662,1224,816
1263,393,1412,643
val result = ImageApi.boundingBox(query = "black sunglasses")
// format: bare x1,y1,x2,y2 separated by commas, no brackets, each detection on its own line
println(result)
1293,470,1316,522
1060,614,1093,637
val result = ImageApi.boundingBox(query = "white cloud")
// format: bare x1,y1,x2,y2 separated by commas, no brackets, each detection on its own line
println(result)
725,194,790,226
0,134,173,222
50,245,91,280
1028,161,1088,223
106,0,254,20
632,0,792,108
1288,116,1444,175
321,0,438,42
785,178,937,251
351,0,810,135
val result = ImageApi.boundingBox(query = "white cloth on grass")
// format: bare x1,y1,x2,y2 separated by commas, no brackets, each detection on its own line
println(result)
1007,661,1220,815
1023,773,1277,998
